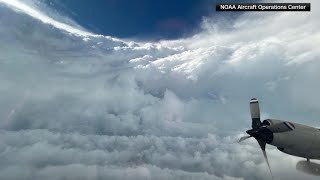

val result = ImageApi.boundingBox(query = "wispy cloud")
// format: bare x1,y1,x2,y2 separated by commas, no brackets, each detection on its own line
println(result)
0,0,96,36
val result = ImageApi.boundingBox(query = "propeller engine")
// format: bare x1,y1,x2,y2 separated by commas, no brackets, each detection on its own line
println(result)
239,98,274,178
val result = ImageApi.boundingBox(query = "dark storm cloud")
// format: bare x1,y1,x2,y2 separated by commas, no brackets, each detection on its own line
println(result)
0,0,319,180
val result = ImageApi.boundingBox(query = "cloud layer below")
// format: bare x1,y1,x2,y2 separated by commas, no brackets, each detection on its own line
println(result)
0,0,320,179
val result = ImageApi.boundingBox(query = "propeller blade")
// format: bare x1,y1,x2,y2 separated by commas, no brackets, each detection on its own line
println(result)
250,98,262,129
244,98,274,179
257,139,274,179
238,135,252,143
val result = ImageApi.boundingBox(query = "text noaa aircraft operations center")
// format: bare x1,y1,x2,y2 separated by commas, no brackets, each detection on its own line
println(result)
216,3,311,11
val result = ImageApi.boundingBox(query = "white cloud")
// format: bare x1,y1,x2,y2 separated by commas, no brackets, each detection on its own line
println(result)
0,0,319,179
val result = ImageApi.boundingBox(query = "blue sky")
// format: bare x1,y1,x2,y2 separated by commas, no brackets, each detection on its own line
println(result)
44,0,251,39
45,0,213,39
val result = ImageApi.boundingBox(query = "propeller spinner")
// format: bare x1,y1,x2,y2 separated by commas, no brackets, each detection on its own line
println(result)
239,98,274,179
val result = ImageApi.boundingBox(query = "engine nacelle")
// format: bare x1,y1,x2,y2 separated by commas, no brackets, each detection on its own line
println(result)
262,119,284,126
262,119,295,133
